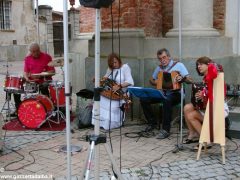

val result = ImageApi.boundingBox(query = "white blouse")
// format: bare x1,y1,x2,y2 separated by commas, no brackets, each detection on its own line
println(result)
104,64,134,91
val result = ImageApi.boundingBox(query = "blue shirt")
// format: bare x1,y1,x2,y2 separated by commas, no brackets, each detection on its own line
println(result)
152,59,189,80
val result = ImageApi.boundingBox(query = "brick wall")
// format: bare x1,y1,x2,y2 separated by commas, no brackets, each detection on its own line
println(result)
80,7,95,33
80,0,162,37
213,0,225,35
79,0,225,37
161,0,173,36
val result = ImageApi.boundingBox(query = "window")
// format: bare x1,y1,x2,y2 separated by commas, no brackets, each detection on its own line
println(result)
0,0,12,30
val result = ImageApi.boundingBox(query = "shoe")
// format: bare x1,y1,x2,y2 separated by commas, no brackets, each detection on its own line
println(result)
7,112,17,117
156,129,170,139
144,125,155,132
193,144,212,151
183,138,199,144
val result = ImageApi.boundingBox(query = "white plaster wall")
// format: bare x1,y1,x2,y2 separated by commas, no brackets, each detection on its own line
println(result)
225,0,240,55
0,0,37,45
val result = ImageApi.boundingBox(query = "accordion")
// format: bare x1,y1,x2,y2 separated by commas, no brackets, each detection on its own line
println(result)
191,82,207,110
156,71,181,90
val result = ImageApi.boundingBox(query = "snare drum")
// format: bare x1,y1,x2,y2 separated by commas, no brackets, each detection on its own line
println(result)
24,82,38,93
49,81,65,107
17,95,54,129
4,75,24,92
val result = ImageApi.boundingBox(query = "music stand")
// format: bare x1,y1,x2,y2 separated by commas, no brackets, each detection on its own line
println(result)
128,87,166,100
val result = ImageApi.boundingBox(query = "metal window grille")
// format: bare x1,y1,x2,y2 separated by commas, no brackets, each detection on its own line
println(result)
0,0,12,30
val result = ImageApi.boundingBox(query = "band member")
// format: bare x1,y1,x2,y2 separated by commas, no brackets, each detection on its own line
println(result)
9,43,55,117
23,42,55,96
183,56,229,145
94,53,134,130
140,48,193,139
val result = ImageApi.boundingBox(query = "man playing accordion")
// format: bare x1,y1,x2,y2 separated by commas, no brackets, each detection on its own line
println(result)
140,48,193,139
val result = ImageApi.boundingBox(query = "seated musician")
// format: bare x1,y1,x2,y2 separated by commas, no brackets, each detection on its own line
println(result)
95,53,134,130
183,56,229,146
140,48,193,139
8,42,55,117
23,42,55,96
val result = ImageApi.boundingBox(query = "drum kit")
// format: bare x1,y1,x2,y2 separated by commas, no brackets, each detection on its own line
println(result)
1,57,69,129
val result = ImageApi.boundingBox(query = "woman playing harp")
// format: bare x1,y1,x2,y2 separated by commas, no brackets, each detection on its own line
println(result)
94,53,134,130
183,56,229,147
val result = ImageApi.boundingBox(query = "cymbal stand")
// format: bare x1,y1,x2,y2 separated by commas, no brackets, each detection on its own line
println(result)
1,60,16,122
46,81,65,125
60,66,65,82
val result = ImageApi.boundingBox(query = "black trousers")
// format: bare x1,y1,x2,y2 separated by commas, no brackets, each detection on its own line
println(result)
140,91,181,132
6,92,21,109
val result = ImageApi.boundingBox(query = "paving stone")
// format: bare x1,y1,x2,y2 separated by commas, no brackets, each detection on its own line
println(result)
235,173,240,177
170,170,180,175
159,163,169,168
226,174,237,179
23,164,45,172
215,176,228,180
200,172,216,179
160,172,170,177
161,168,170,172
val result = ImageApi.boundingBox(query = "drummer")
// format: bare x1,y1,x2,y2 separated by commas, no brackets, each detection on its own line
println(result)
8,43,55,117
23,42,55,96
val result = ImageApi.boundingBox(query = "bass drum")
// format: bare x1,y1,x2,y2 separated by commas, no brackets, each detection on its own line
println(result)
17,95,54,129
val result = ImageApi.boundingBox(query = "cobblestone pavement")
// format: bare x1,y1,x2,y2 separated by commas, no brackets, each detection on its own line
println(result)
0,61,240,180
1,126,240,180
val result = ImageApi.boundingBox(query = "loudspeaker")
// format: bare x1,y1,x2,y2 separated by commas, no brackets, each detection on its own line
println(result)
80,0,114,8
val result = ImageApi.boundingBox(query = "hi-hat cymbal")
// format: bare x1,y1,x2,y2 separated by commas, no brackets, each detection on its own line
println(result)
31,72,56,77
48,57,73,67
48,57,64,67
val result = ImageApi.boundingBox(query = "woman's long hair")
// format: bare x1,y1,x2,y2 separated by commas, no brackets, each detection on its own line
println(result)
196,56,213,76
107,53,122,70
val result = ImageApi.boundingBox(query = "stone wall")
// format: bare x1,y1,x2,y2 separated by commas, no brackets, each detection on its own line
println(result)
0,2,54,61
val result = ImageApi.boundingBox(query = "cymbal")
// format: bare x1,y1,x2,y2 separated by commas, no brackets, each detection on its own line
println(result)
48,57,64,67
31,72,55,77
48,57,73,67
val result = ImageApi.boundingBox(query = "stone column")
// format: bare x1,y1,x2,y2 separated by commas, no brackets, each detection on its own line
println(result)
38,5,54,55
166,0,220,37
69,9,80,39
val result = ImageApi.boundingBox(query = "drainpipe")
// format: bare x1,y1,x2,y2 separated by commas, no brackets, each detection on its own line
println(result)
237,0,240,55
36,0,39,44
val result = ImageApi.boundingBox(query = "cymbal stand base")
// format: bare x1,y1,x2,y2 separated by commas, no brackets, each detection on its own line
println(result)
1,91,16,122
46,109,65,128
0,91,21,128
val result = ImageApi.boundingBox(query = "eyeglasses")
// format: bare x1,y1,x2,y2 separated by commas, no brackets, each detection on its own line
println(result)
158,55,168,61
